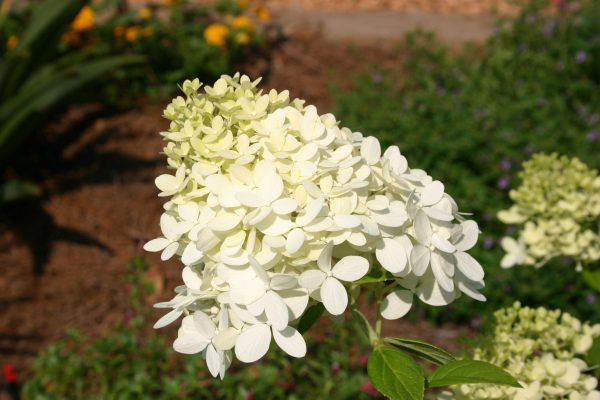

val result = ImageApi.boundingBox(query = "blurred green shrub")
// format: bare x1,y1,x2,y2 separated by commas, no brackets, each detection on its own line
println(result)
22,257,379,400
333,0,600,323
56,0,272,104
0,0,142,165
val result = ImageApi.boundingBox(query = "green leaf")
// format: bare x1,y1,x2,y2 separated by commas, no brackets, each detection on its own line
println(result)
0,180,41,204
355,268,395,284
427,360,521,388
367,346,425,400
585,336,600,368
0,0,90,99
0,54,144,163
582,270,600,293
297,303,324,334
384,337,455,365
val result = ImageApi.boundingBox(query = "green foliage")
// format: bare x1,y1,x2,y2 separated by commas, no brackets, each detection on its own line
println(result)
368,346,425,400
582,269,600,293
427,360,521,389
0,179,41,204
297,303,325,334
22,258,377,400
0,0,142,165
585,336,600,370
334,0,600,323
62,0,270,104
366,340,518,399
383,337,455,365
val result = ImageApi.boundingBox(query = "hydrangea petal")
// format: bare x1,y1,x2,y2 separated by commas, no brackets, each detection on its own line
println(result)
273,326,307,358
154,308,183,329
173,334,210,354
455,251,485,281
193,312,217,339
414,210,432,245
285,228,305,254
182,266,202,290
205,344,222,377
143,238,170,252
360,136,381,165
381,289,413,320
320,277,348,315
455,220,479,251
264,290,289,330
376,238,408,274
332,256,369,282
410,245,431,276
421,181,444,206
298,269,327,290
416,278,456,306
235,324,271,363
272,198,298,215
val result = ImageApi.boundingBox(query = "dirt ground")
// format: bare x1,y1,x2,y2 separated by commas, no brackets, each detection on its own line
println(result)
0,31,472,383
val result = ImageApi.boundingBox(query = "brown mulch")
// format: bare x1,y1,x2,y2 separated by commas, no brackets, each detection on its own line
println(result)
0,31,471,383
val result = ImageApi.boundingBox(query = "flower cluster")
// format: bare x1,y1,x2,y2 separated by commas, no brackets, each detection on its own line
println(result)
498,153,600,270
447,303,600,400
144,74,485,378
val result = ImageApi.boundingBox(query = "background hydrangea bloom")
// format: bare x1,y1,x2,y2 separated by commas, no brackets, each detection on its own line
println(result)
498,153,600,270
445,303,600,400
145,74,485,378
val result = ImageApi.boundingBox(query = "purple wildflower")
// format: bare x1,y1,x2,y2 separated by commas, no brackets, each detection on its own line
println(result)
586,293,597,305
499,159,512,171
576,51,587,63
483,237,494,250
586,131,599,142
497,176,510,190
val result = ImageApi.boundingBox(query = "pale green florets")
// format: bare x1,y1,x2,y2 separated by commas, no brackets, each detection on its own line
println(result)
450,303,600,400
498,153,600,269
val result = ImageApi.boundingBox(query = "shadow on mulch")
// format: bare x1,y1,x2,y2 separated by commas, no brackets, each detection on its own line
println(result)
1,105,162,277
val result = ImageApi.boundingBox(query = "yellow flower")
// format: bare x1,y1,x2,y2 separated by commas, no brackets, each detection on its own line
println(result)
138,7,152,20
6,35,18,49
254,5,270,22
237,0,249,9
235,31,250,45
231,15,254,33
125,26,142,42
71,6,95,32
204,23,229,47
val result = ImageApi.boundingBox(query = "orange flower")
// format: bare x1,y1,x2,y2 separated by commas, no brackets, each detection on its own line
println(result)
125,26,142,42
254,5,270,22
231,15,254,33
204,23,229,47
6,35,18,49
237,0,249,9
164,0,178,5
71,6,95,32
114,26,125,38
235,31,250,45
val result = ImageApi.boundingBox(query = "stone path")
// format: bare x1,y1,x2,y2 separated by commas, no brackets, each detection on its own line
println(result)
273,7,494,43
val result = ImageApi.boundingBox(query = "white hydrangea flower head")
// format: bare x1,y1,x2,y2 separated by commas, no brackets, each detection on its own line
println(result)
447,302,600,400
145,74,485,378
498,153,600,270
